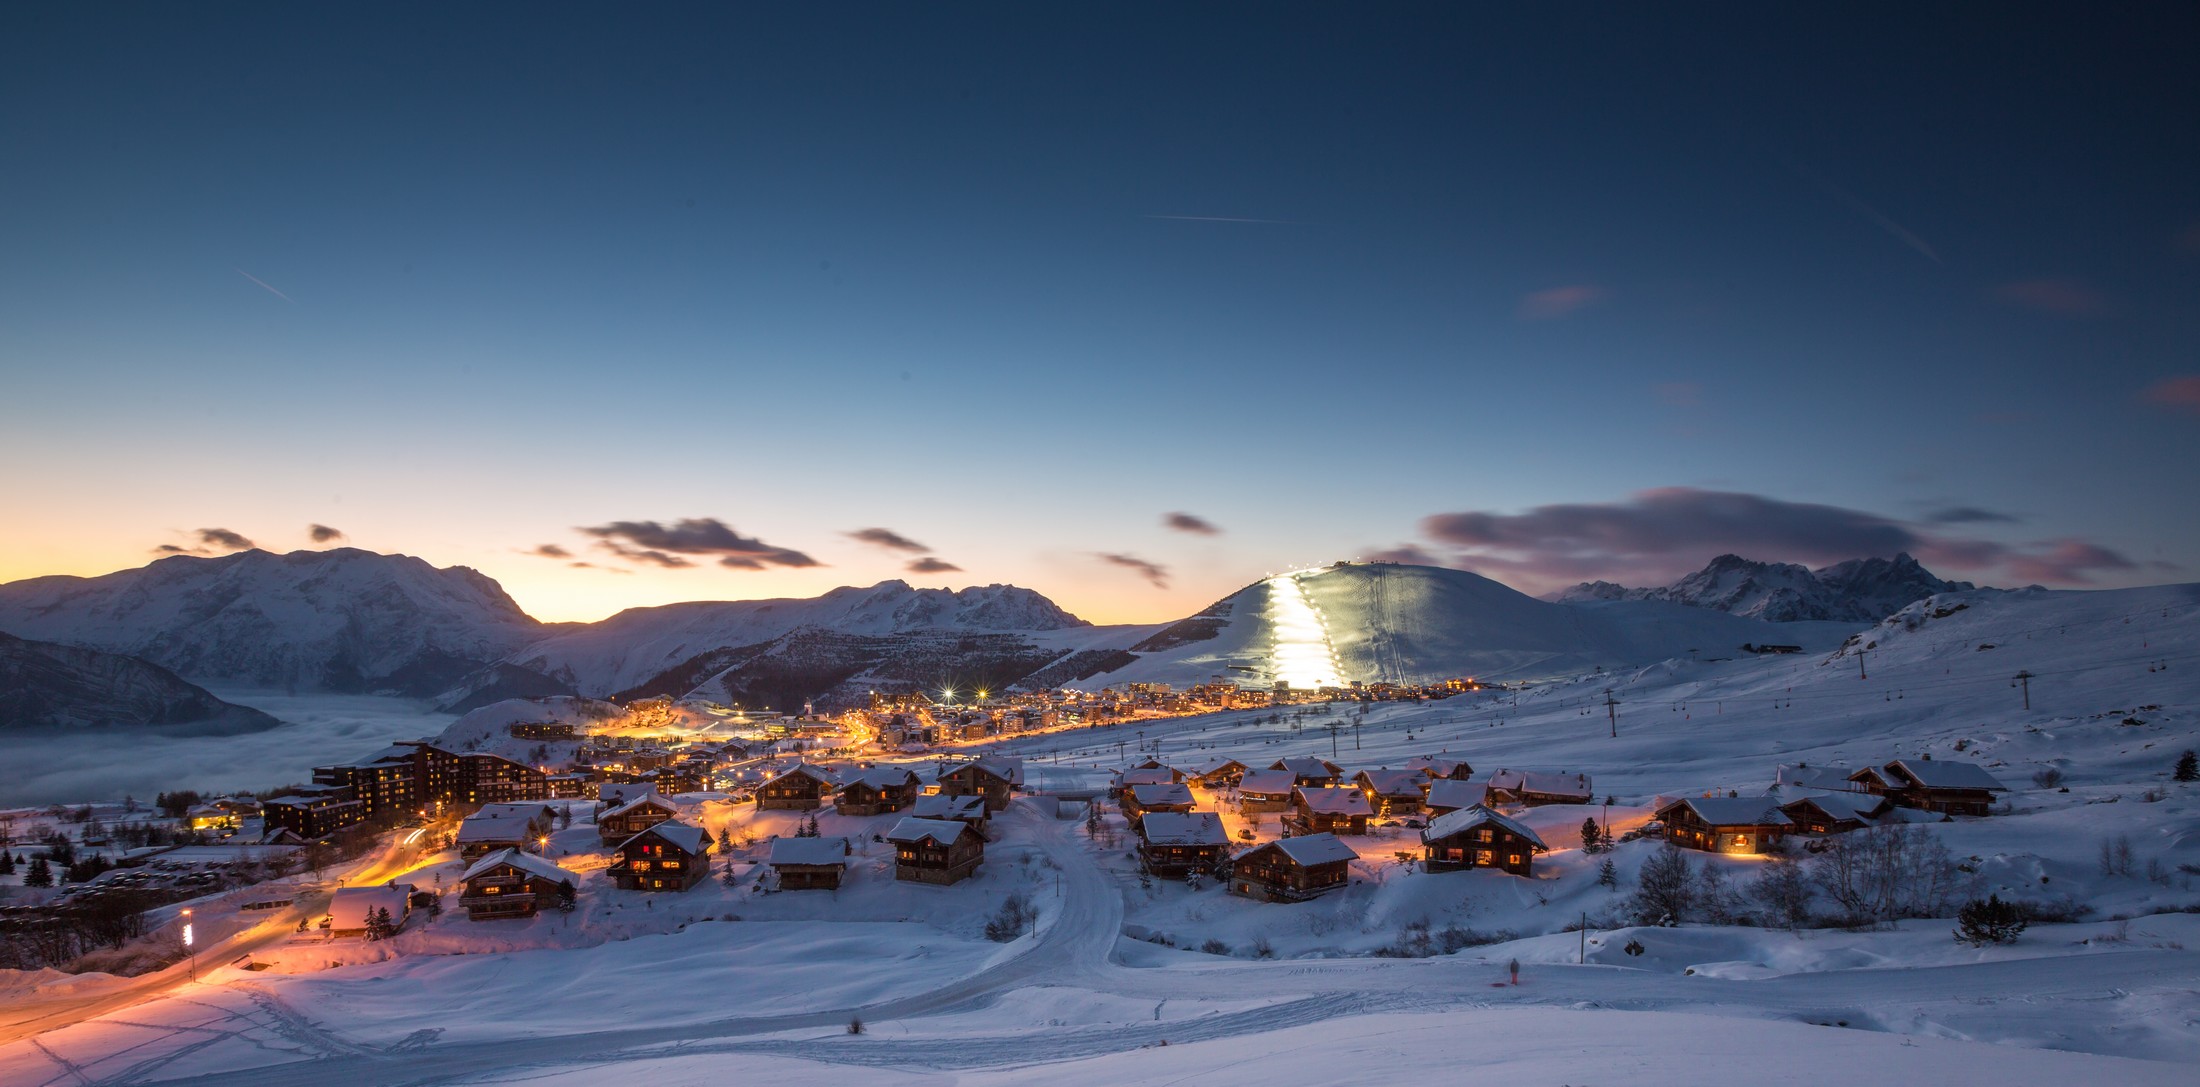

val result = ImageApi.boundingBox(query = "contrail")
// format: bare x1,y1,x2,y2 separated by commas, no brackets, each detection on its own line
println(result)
1781,159,1941,264
235,268,294,303
1144,214,1296,225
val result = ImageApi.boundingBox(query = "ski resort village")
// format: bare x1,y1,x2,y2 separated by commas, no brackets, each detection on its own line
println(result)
1,555,2197,1086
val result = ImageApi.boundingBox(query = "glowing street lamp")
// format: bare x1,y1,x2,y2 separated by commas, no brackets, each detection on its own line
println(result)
181,907,195,980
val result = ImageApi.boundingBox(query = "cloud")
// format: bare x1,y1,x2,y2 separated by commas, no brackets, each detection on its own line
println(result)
1096,552,1169,588
1518,285,1606,320
234,268,293,303
308,524,346,543
1781,159,1942,263
1411,486,2138,593
2142,375,2200,416
1992,279,2110,317
846,527,931,553
527,544,573,559
906,557,962,574
578,518,818,571
152,543,207,556
1363,544,1440,566
568,561,631,574
196,528,256,551
1163,512,1223,536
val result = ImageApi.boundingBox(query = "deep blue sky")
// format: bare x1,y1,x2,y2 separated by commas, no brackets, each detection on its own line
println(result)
3,4,2196,622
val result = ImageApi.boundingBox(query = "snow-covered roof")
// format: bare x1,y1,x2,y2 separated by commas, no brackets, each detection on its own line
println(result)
1355,769,1425,796
1184,758,1246,778
1272,757,1341,778
885,817,973,847
1886,759,2008,792
597,783,662,807
601,795,677,820
1774,764,1862,792
1294,786,1373,816
1116,768,1178,788
625,820,709,854
1781,791,1891,822
1247,833,1357,867
1138,811,1227,847
460,848,576,886
1423,804,1548,850
456,814,535,843
1424,780,1491,810
1660,797,1793,827
474,803,555,824
329,883,413,929
911,794,986,820
763,763,836,788
840,767,919,790
1403,756,1470,778
1488,769,1593,800
1129,782,1195,807
1239,769,1298,795
768,836,851,866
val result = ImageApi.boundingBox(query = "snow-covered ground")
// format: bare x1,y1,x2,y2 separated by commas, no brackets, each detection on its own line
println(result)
2,582,2195,1085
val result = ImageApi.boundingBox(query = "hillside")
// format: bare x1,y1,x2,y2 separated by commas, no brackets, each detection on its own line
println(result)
1557,552,1976,622
0,632,280,733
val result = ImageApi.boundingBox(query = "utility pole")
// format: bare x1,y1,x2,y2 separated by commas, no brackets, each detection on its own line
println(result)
1858,649,1867,681
1579,913,1587,964
2013,670,2034,710
1603,689,1619,739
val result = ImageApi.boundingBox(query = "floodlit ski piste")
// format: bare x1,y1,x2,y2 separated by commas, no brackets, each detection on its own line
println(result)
1,562,2197,1086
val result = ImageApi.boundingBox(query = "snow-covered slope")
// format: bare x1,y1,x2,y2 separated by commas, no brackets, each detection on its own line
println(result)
1078,562,1862,688
1558,552,1975,622
0,549,551,696
0,631,280,733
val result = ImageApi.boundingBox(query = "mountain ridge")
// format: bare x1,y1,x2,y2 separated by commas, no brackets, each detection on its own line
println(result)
1554,552,1977,622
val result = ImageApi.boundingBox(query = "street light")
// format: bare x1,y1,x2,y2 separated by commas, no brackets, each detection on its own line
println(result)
181,907,195,980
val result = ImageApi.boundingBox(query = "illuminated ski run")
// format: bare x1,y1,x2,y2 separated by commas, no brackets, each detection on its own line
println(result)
1265,571,1342,690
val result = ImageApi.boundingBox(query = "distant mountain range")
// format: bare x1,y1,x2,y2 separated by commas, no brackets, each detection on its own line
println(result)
1556,553,1977,623
0,631,279,733
0,548,1985,719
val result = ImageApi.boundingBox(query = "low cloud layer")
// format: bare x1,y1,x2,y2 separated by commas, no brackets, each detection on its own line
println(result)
308,524,346,543
1097,552,1169,588
1163,512,1223,536
579,518,819,570
847,527,931,553
1407,487,2149,592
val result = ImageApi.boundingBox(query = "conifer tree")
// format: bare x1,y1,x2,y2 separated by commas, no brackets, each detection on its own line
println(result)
2175,750,2198,783
24,856,53,888
1580,818,1603,854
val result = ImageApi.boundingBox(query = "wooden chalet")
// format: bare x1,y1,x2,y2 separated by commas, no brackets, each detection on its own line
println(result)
1423,779,1492,817
1270,757,1344,787
1421,804,1545,875
1114,767,1180,798
911,793,990,834
1486,769,1594,807
1123,782,1196,820
1656,797,1792,855
1227,833,1357,902
885,817,984,885
1353,769,1428,815
596,783,661,810
1237,769,1298,813
471,803,557,835
835,767,921,816
767,836,852,890
1403,755,1474,781
458,849,577,920
938,759,1016,812
1848,759,2008,817
1128,758,1185,781
1289,786,1372,835
757,764,837,811
597,794,680,846
1183,758,1248,788
1136,811,1229,879
609,820,712,892
1779,792,1896,836
456,813,537,860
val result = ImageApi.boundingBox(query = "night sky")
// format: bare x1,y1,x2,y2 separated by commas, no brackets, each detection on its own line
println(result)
4,4,2196,623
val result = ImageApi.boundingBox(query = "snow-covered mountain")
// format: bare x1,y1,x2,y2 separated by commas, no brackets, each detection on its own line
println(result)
0,549,552,696
1557,553,1975,622
1072,561,1863,689
0,631,280,733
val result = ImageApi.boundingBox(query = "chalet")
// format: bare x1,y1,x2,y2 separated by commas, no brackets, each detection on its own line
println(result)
1129,758,1185,781
768,836,852,890
1124,782,1196,819
1772,764,1864,793
1849,759,2008,817
597,795,680,846
1183,758,1248,788
835,767,921,816
1353,769,1428,815
474,803,557,838
1486,769,1594,807
458,849,577,921
1114,767,1180,796
328,883,414,936
1238,769,1298,813
596,783,661,810
757,764,837,811
1403,756,1474,781
1228,833,1357,902
1421,805,1546,875
885,817,985,885
910,793,989,834
609,821,712,892
1423,779,1492,817
1271,757,1344,786
1778,792,1897,836
456,813,537,860
938,759,1016,812
186,804,238,832
1289,786,1372,835
1656,797,1793,854
1136,811,1229,878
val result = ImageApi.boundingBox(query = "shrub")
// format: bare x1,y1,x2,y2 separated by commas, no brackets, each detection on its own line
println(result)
1199,938,1230,956
1628,844,1695,926
847,1017,865,1035
982,893,1034,942
1954,895,2027,946
2030,767,2064,789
